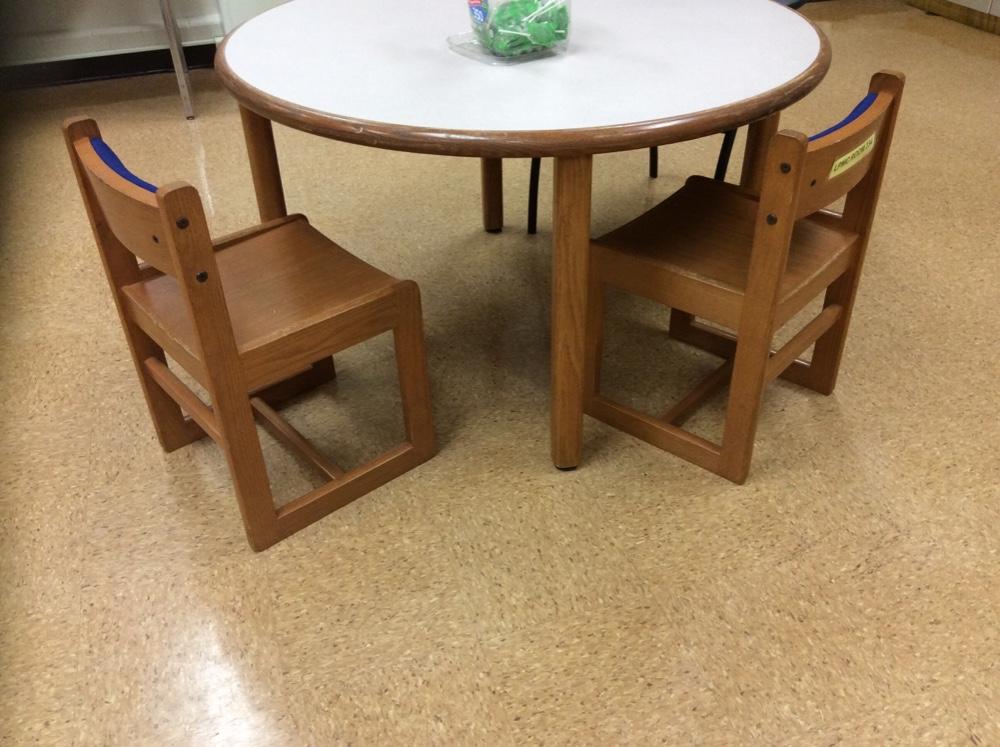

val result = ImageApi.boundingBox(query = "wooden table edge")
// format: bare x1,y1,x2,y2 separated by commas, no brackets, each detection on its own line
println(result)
214,22,831,158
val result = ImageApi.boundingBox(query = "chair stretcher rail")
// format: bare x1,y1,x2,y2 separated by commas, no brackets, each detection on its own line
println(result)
144,357,222,443
250,397,345,480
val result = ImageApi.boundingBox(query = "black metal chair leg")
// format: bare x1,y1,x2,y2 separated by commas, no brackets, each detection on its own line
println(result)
527,157,541,234
649,146,659,178
714,129,738,182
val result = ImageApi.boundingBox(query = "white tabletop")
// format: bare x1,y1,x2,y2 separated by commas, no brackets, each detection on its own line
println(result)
219,0,827,154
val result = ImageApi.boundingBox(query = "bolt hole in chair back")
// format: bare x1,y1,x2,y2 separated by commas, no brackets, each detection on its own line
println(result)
586,71,904,483
64,117,436,551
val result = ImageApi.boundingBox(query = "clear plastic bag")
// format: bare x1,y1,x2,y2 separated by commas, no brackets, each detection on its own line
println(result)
449,0,571,65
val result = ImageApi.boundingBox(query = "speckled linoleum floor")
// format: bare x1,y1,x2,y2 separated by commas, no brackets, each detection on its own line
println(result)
1,0,999,743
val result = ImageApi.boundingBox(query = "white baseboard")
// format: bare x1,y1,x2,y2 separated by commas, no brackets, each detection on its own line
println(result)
1,13,223,66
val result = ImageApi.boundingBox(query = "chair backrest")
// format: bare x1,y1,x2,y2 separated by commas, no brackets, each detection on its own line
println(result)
64,117,244,386
739,72,904,319
784,71,905,223
63,118,180,277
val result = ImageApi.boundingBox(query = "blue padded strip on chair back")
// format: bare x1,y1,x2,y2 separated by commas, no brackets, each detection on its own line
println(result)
90,137,158,193
809,92,879,142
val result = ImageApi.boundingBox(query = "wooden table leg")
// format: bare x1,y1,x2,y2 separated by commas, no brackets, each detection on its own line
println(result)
550,155,593,469
240,106,288,222
740,111,781,194
481,158,503,233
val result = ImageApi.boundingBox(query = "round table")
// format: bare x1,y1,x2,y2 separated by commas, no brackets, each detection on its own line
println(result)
216,0,830,469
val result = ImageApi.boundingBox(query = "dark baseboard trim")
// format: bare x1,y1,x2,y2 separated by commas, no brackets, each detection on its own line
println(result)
0,43,216,90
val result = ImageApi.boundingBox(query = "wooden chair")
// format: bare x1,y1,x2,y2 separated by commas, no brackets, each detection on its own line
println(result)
585,71,904,483
64,117,435,550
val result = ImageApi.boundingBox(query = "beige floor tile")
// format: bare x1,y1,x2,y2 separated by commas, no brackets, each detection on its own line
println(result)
2,0,999,743
478,600,728,745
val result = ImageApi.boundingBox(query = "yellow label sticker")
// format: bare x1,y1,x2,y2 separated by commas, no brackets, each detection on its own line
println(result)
829,133,876,179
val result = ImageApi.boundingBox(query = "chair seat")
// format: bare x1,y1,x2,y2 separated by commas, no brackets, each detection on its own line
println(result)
122,215,401,390
593,177,860,329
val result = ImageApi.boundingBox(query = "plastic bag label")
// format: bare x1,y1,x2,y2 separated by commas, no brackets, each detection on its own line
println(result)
469,0,489,25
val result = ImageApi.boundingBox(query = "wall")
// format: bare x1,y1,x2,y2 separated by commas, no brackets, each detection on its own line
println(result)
908,0,1000,32
0,0,286,66
218,0,288,35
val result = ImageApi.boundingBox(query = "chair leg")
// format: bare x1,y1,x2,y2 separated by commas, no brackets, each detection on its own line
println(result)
527,157,542,235
649,146,659,178
215,396,281,551
714,129,738,182
668,309,696,338
583,276,606,401
393,281,436,458
253,357,336,407
128,323,206,452
798,269,862,395
311,356,336,382
718,324,774,484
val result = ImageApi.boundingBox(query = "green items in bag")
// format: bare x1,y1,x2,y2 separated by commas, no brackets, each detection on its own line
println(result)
467,0,571,58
